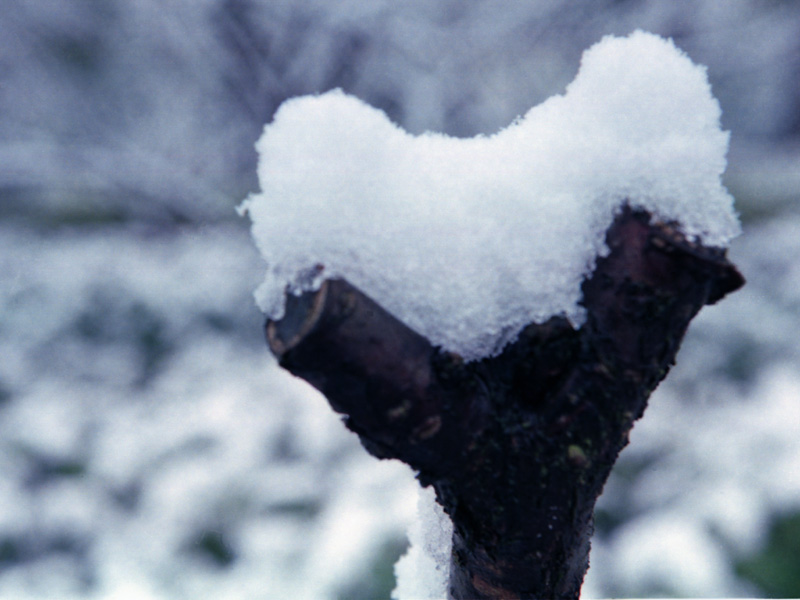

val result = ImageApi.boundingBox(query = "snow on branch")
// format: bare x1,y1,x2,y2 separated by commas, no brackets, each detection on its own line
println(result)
241,31,744,599
240,31,739,361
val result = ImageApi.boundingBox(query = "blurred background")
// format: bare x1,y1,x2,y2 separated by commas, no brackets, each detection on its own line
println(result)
1,1,799,598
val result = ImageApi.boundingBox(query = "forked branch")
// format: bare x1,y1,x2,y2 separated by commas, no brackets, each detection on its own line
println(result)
266,206,744,599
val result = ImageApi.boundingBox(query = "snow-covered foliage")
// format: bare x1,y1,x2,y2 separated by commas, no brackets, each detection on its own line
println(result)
2,2,800,599
242,32,738,360
0,223,417,599
2,0,799,223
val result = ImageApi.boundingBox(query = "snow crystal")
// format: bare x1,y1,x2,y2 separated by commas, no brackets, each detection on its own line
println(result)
240,31,739,360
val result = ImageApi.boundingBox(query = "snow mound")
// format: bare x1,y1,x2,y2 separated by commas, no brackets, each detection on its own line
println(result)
240,31,739,361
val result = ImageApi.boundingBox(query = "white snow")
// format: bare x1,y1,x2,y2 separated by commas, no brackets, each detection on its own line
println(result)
241,31,739,361
391,485,453,600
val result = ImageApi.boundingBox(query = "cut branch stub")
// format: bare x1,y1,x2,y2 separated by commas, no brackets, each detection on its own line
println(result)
267,278,487,480
265,206,744,600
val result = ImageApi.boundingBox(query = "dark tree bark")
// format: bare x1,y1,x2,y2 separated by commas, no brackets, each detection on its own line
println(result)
265,206,744,599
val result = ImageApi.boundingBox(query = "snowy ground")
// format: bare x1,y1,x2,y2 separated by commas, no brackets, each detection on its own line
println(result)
3,207,800,600
2,1,800,598
0,222,418,599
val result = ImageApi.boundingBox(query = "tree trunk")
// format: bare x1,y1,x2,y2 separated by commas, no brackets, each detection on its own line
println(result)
265,206,744,599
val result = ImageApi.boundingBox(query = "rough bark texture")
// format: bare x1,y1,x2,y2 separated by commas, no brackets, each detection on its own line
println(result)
265,207,744,599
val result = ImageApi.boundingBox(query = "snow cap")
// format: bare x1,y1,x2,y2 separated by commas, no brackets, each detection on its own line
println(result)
240,31,739,361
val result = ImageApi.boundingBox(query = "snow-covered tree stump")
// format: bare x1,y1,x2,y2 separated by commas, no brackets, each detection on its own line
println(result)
266,207,743,599
240,31,745,599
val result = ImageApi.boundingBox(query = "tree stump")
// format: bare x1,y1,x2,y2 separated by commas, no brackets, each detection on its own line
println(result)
265,206,744,599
